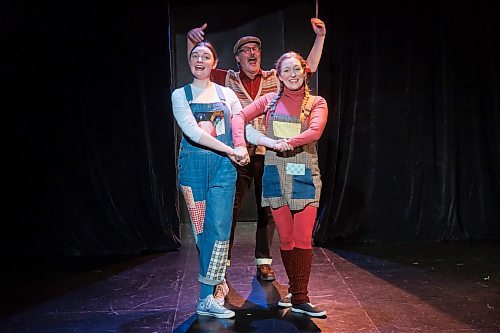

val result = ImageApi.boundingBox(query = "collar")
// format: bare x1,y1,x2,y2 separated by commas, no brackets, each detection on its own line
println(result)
283,85,306,98
240,69,263,81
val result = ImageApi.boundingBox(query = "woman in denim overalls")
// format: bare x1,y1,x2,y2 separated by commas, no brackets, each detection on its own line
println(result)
232,52,329,317
171,42,249,319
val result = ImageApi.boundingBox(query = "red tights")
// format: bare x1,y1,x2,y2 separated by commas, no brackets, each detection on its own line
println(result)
271,205,317,250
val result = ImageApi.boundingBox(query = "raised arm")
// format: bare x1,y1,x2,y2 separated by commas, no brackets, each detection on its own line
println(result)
305,18,326,73
187,23,208,58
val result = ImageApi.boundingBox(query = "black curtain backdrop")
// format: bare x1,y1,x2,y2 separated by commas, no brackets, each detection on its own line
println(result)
6,1,180,256
5,0,499,257
314,0,500,244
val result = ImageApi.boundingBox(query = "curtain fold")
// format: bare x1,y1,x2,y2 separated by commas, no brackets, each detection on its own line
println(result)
6,1,181,256
314,0,500,245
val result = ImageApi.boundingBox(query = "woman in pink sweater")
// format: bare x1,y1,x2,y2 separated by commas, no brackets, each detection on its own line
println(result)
232,51,328,317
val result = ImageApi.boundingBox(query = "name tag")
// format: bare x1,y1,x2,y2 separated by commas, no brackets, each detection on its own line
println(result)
273,121,301,139
286,163,305,176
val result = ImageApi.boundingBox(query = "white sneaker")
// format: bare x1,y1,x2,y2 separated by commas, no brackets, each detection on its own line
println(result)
196,294,235,319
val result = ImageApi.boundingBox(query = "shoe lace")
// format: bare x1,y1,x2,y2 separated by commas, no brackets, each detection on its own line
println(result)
206,296,226,311
213,285,224,299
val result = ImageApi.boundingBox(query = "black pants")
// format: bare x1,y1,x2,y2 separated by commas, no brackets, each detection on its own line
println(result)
228,154,275,262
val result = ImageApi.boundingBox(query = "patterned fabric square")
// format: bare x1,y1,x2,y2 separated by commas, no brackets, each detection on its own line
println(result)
206,240,229,281
188,201,206,234
181,186,205,234
272,121,301,139
286,163,306,176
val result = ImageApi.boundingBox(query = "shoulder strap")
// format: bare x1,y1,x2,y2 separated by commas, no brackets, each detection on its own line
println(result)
214,84,226,101
303,95,317,118
183,84,193,104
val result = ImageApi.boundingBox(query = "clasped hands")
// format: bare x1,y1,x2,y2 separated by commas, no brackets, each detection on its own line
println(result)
271,139,294,152
228,146,250,166
228,139,294,166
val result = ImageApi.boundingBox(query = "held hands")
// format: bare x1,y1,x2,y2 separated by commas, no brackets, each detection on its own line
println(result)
273,139,294,152
187,23,208,44
257,136,294,152
311,18,326,37
229,146,250,166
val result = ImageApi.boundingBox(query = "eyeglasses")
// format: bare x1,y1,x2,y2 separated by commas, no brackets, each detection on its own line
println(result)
238,46,261,55
190,53,212,61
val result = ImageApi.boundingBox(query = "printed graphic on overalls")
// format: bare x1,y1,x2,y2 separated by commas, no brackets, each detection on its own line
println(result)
206,240,229,281
194,110,225,137
181,185,205,235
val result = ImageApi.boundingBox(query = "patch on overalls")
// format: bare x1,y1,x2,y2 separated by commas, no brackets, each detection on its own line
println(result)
181,186,205,234
272,121,301,139
291,168,316,199
262,165,282,198
286,163,306,176
206,240,229,281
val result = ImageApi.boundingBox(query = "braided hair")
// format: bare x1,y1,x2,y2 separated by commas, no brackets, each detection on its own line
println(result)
264,51,311,123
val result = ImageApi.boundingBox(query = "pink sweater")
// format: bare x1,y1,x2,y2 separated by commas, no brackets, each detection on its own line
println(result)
232,86,328,148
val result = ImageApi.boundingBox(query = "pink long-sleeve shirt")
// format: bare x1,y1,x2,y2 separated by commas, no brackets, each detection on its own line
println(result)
232,86,328,148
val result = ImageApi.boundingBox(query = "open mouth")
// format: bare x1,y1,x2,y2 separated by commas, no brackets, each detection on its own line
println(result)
194,65,205,71
247,57,257,65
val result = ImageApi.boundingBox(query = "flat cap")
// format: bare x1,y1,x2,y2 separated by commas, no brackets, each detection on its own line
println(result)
233,36,261,55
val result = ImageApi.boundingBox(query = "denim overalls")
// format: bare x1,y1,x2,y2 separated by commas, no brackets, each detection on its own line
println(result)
177,84,237,286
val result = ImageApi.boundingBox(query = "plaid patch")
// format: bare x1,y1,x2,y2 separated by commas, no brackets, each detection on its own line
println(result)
188,201,206,234
181,186,205,234
206,240,229,281
286,163,306,176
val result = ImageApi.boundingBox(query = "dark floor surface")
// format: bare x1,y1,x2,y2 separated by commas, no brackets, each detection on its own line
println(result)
1,223,499,332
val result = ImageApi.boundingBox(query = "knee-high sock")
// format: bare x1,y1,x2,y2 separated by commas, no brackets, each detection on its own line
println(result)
290,247,313,305
280,249,294,294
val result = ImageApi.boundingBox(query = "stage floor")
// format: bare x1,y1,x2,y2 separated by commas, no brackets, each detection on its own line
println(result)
1,223,499,332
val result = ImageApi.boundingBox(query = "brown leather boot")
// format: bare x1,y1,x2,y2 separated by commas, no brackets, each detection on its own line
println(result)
290,247,312,305
256,264,276,281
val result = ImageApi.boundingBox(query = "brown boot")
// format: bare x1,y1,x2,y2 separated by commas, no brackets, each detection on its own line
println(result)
290,247,312,305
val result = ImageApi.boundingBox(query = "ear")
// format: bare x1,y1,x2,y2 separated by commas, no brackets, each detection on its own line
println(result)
234,54,240,64
212,59,218,69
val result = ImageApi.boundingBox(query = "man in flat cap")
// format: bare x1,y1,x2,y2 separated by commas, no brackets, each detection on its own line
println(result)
186,18,326,302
